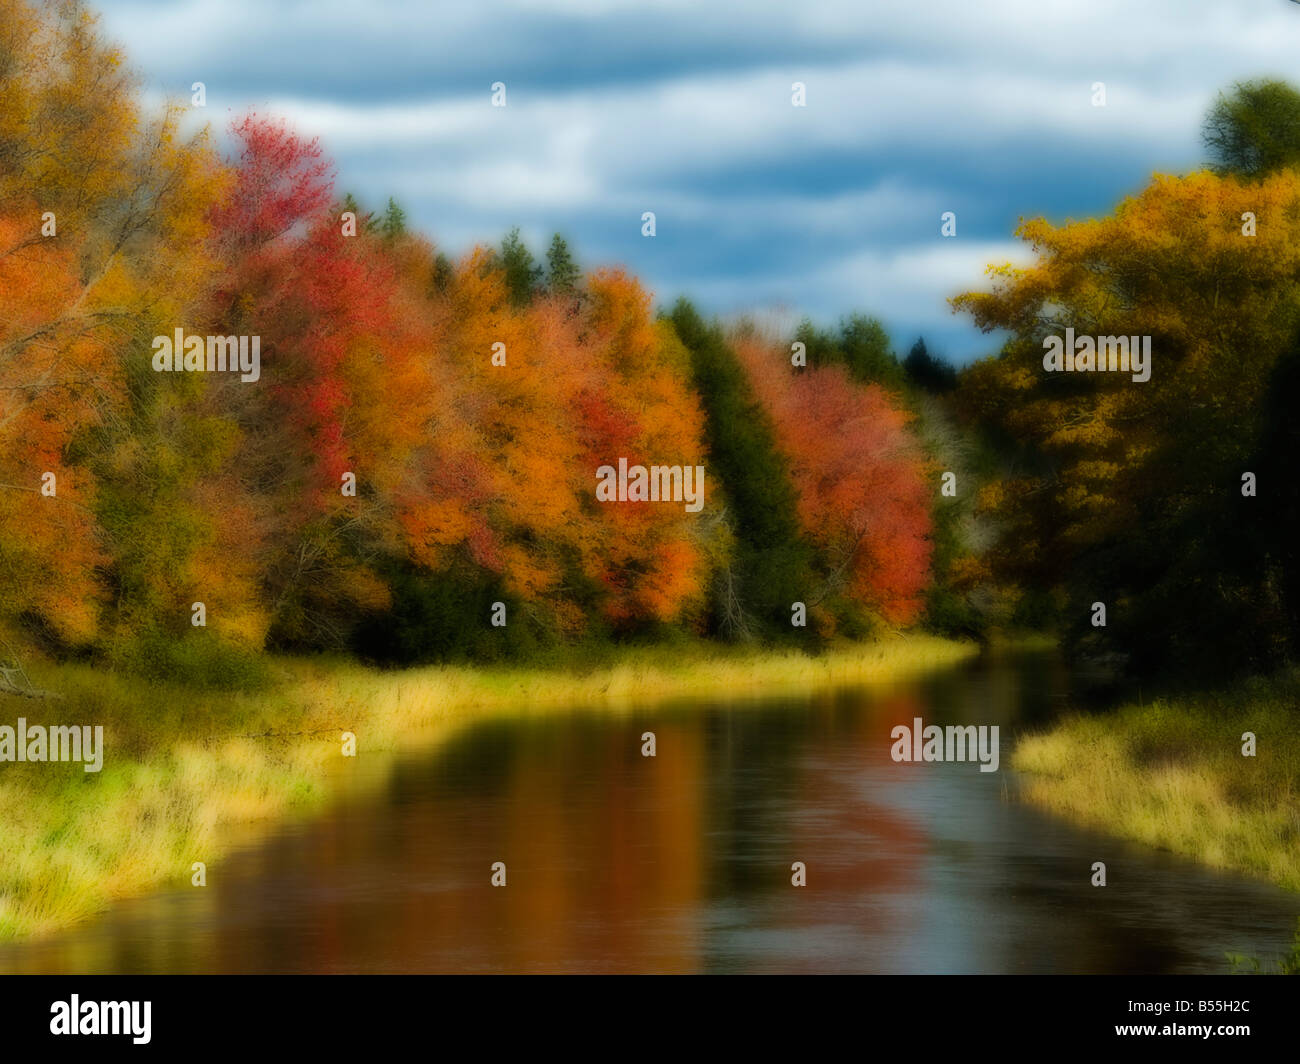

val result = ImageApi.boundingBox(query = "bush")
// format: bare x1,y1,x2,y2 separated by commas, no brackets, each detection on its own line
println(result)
108,630,273,690
351,564,548,665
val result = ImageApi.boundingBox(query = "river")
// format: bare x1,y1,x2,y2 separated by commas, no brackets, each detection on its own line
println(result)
1,648,1295,973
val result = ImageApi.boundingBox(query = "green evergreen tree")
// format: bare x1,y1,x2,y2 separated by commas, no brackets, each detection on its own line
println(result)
794,314,904,388
545,233,581,295
381,197,407,240
432,252,453,294
668,300,817,640
904,337,957,394
499,227,542,308
340,192,377,234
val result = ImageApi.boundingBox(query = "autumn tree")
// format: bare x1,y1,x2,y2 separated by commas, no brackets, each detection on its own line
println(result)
732,328,933,630
573,273,713,629
363,259,715,660
955,168,1300,676
0,0,945,673
0,0,228,667
205,115,436,650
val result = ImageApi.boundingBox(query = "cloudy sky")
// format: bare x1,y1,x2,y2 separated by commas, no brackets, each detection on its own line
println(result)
98,0,1300,362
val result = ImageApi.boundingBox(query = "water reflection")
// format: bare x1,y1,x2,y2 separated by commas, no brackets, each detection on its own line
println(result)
1,649,1295,973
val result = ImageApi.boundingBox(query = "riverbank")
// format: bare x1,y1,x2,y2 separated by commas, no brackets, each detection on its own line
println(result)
1013,668,1300,893
0,634,977,941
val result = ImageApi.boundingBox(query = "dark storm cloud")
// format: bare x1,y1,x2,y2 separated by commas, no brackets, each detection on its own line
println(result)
97,0,1300,361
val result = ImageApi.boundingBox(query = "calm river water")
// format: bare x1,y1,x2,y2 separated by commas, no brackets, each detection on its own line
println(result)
1,648,1295,973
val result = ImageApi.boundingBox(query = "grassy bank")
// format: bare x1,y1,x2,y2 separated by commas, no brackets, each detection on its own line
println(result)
1013,669,1300,892
0,634,976,942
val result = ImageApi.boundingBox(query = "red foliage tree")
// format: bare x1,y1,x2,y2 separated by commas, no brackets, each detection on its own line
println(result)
733,333,933,624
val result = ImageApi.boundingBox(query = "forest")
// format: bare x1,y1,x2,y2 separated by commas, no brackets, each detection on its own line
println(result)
2,2,1299,698
0,1,952,686
3,0,1300,960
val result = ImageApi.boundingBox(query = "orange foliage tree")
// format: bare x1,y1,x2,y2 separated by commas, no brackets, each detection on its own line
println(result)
731,331,933,626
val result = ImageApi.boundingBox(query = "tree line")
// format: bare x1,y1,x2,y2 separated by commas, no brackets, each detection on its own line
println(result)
5,0,1296,687
0,1,956,683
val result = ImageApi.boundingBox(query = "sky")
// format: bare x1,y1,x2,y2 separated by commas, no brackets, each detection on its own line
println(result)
97,0,1300,363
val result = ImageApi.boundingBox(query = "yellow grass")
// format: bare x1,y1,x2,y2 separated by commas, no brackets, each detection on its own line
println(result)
1013,671,1300,892
0,634,977,941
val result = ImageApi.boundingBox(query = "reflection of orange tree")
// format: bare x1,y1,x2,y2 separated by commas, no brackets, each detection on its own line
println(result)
764,692,927,974
347,724,707,974
496,723,705,972
194,706,926,974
